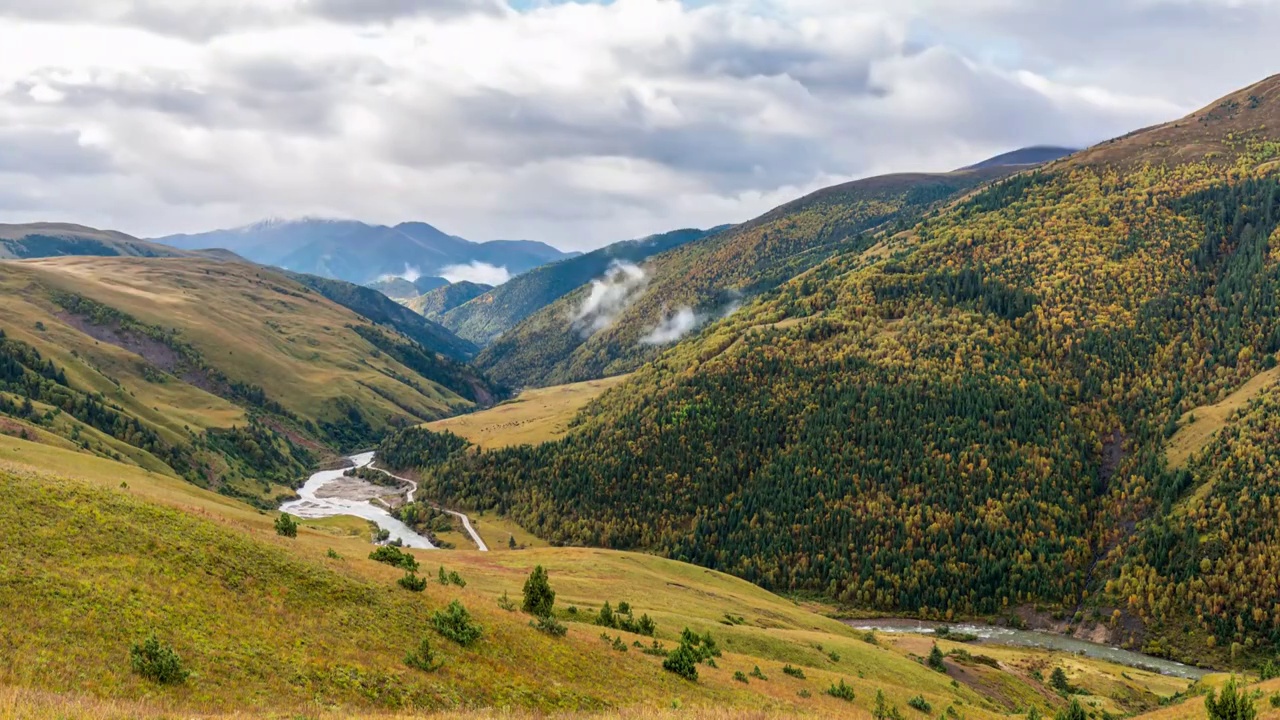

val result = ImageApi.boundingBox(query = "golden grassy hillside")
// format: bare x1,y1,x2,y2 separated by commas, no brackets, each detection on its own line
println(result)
425,375,631,449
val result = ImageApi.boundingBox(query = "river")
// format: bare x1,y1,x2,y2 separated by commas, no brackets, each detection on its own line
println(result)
847,619,1208,679
279,452,437,549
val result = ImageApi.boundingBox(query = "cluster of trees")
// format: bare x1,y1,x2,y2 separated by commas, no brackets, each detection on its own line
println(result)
383,146,1280,660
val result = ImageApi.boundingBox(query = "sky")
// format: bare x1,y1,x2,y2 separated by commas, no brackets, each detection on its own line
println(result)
0,0,1276,251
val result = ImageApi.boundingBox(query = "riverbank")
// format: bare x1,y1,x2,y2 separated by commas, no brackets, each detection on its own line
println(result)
846,619,1209,680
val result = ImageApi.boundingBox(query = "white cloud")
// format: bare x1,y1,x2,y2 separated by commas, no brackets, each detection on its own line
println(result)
641,306,699,345
571,261,648,335
0,0,1275,247
440,261,511,286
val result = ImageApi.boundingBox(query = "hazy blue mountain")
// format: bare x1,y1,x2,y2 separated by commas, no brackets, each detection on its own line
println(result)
155,218,577,285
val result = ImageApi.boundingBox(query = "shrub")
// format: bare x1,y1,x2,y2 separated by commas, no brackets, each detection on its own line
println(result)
596,601,616,628
369,545,418,571
863,630,878,645
438,565,449,585
641,640,669,657
662,640,700,682
1205,677,1257,720
1268,693,1279,709
908,695,933,713
874,689,905,720
1050,667,1072,695
274,512,297,537
447,570,466,587
612,636,628,652
326,548,342,559
826,679,856,701
522,565,555,616
928,643,946,672
750,665,767,680
398,572,427,592
129,635,189,684
497,590,517,611
433,600,483,646
1055,699,1088,720
734,670,749,683
828,650,842,662
531,615,567,638
1260,660,1279,681
404,637,442,672
798,689,812,698
783,664,806,679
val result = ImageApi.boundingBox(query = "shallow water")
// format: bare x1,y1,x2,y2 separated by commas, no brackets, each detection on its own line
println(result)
847,619,1208,679
279,452,436,549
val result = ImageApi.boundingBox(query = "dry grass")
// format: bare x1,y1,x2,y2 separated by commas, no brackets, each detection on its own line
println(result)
1164,366,1280,469
425,375,631,449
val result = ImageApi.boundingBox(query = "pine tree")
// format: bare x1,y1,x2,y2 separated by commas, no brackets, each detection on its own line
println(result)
521,565,556,617
927,643,946,672
1206,677,1258,720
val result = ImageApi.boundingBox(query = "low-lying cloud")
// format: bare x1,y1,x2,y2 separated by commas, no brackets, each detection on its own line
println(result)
440,261,511,286
377,263,422,283
641,307,699,345
571,261,648,335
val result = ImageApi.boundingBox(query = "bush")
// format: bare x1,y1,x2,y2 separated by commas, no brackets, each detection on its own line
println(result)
531,615,567,638
369,545,418,571
1268,693,1279,709
497,590,517,611
1050,667,1072,695
826,678,857,701
398,572,427,592
522,565,556,617
783,664,806,679
928,643,946,672
828,650,841,662
1205,677,1257,720
274,512,297,537
433,600,483,646
447,570,466,587
404,637,442,672
750,665,768,680
130,635,189,684
908,695,933,713
326,548,342,559
611,636,628,652
662,640,700,682
874,689,905,720
734,670,749,683
798,689,812,698
1055,699,1088,720
1260,660,1279,681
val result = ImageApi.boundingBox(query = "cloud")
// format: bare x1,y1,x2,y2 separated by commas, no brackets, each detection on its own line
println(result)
377,262,421,283
0,1,1276,245
571,261,648,335
641,306,699,345
440,261,511,286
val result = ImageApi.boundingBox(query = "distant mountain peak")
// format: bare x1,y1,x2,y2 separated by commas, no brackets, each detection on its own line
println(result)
959,146,1077,172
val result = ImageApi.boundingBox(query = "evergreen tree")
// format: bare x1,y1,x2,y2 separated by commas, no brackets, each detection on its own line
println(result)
1206,678,1257,720
927,643,946,672
521,565,556,617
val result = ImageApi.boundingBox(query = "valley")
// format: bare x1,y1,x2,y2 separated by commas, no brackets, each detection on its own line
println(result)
7,61,1280,720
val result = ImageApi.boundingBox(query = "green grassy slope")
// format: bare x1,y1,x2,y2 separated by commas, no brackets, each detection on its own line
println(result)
441,228,716,347
474,163,1059,390
384,75,1280,667
0,433,1184,718
0,256,494,505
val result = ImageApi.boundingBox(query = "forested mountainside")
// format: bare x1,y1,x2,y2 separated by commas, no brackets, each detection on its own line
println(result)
381,75,1280,667
474,149,1073,390
282,271,484,362
410,281,493,320
439,228,718,346
0,223,235,261
0,256,496,507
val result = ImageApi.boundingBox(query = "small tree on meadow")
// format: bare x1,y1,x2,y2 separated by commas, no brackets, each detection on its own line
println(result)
522,565,556,617
274,512,298,538
1205,677,1258,720
1055,699,1088,720
927,643,946,672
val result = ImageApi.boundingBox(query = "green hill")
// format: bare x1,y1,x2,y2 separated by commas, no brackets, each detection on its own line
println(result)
0,255,497,506
410,281,494,321
440,228,717,346
381,75,1280,668
474,152,1070,390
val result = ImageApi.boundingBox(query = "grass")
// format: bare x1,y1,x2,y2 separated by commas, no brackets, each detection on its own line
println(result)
424,375,632,449
470,511,550,550
0,435,1211,719
1165,365,1280,468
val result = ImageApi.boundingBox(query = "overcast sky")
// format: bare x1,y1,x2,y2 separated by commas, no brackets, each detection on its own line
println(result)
0,0,1275,250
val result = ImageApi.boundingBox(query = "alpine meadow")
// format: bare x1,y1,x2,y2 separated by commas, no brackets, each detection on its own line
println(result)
4,4,1280,720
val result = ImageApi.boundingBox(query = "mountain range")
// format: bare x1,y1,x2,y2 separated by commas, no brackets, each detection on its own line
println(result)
155,218,579,285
